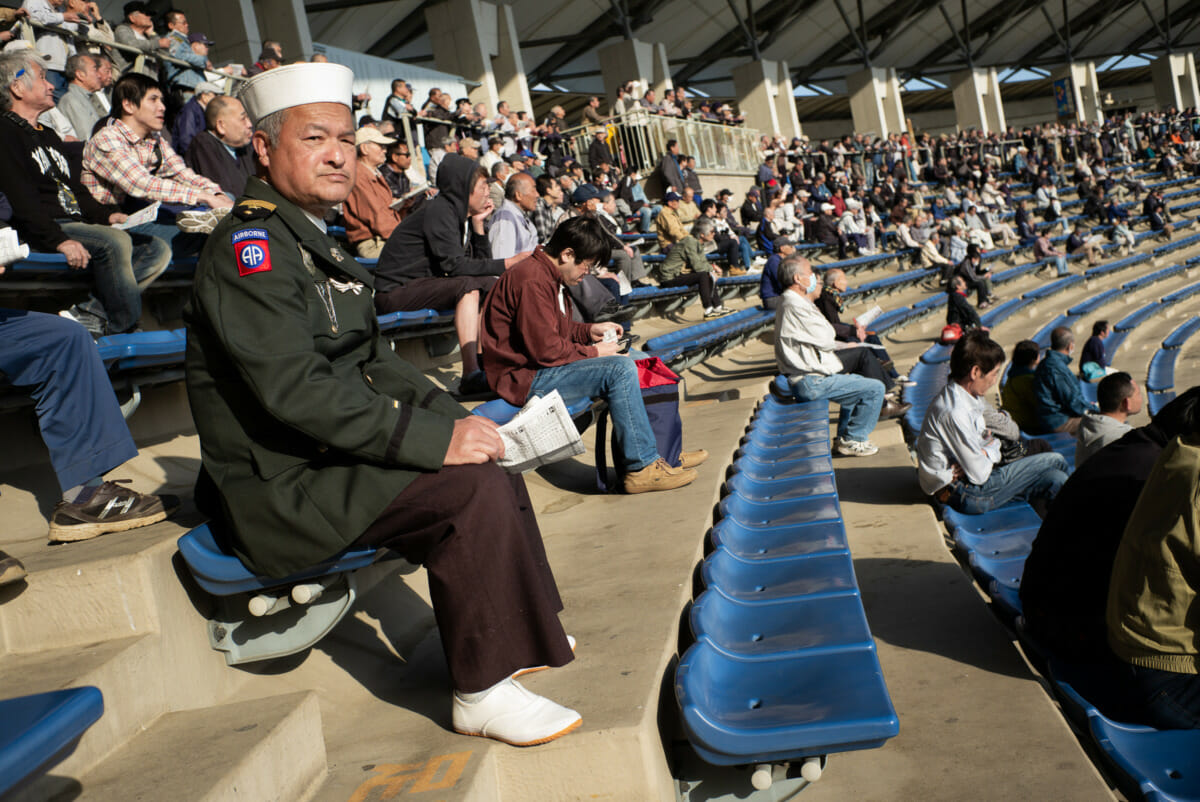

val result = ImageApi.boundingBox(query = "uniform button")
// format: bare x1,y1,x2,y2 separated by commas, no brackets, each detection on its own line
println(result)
365,373,374,385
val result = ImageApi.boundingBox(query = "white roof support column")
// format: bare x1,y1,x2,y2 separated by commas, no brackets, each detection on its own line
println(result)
1152,52,1200,111
425,0,532,114
732,59,803,141
173,0,262,68
846,66,905,139
951,66,1006,134
598,38,673,103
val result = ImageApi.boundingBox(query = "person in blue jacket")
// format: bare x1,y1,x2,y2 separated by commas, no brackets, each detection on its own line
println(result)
1032,326,1097,434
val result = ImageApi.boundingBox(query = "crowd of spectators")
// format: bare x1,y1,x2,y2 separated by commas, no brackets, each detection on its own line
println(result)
6,4,1200,752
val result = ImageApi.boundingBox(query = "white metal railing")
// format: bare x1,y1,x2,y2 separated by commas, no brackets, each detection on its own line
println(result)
561,110,761,175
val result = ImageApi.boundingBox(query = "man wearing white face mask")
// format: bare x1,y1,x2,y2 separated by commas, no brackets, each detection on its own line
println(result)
774,256,904,457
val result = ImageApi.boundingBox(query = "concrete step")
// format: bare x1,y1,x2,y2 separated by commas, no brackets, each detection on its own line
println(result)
19,692,326,802
0,635,164,780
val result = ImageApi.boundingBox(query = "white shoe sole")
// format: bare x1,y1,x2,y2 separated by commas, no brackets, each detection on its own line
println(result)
454,716,582,747
48,509,168,543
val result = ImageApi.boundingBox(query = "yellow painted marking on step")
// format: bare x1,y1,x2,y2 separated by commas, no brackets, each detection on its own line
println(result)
347,751,472,800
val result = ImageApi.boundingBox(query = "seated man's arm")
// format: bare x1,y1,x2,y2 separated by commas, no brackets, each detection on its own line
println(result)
515,279,596,365
938,404,999,486
85,136,211,207
168,39,207,68
424,205,505,276
191,243,457,469
157,145,225,199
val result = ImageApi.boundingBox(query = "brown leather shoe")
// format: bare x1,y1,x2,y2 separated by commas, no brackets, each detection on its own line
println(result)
880,399,913,420
624,458,698,494
727,266,748,276
679,449,709,469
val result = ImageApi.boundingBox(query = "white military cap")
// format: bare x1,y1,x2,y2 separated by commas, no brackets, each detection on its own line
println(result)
237,62,354,124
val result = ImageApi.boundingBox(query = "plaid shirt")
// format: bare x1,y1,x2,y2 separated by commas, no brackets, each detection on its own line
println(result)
531,197,562,244
82,119,221,207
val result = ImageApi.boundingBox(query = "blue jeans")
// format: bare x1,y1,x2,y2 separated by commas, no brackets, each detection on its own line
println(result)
788,373,884,442
130,220,207,259
1052,254,1069,276
636,206,653,232
738,235,753,269
0,309,137,490
947,452,1069,514
59,221,172,334
529,356,658,472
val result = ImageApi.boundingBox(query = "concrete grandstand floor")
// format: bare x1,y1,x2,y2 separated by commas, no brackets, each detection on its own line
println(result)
1,226,1198,799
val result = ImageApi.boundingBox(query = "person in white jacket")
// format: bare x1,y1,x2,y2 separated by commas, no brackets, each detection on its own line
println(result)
774,256,888,456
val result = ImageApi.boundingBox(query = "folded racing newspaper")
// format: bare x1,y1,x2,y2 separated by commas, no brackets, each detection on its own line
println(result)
497,390,586,473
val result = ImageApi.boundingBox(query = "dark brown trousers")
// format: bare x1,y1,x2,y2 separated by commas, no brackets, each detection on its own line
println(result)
354,462,573,692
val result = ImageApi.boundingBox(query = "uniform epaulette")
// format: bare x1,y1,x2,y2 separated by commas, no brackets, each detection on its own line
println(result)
232,199,278,221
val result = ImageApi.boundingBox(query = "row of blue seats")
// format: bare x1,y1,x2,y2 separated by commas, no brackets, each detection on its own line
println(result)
675,391,898,777
1145,316,1200,412
644,308,774,368
937,492,1200,801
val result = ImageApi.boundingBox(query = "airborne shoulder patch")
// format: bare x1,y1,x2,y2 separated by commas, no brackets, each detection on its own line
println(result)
232,199,277,221
232,228,272,276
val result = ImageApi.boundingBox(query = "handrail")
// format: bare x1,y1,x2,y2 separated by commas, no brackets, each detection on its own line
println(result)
559,109,763,176
20,18,248,85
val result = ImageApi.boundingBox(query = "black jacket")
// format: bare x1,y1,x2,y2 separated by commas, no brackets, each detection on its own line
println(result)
184,130,255,198
0,111,116,251
946,289,981,329
375,154,502,294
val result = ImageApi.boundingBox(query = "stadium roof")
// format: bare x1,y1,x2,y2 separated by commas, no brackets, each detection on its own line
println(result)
305,0,1200,97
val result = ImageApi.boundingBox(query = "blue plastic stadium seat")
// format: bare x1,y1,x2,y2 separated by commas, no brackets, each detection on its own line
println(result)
969,552,1027,590
1148,391,1177,416
676,642,899,765
981,296,1033,327
729,453,836,483
702,548,860,602
1091,713,1200,801
1116,302,1163,333
471,395,594,426
95,329,188,371
942,503,1042,536
1032,314,1073,349
741,427,830,449
745,414,831,436
954,526,1039,560
989,581,1024,619
376,309,441,331
177,523,377,596
1022,274,1085,300
737,439,831,463
0,687,104,796
690,588,873,659
1147,349,1177,393
1067,288,1123,316
1080,379,1098,405
1163,282,1200,305
0,687,104,798
709,516,848,561
719,490,841,529
1164,317,1200,350
724,471,838,503
920,343,954,364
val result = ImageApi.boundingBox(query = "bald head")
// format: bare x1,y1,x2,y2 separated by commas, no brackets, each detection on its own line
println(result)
825,267,847,291
505,170,538,212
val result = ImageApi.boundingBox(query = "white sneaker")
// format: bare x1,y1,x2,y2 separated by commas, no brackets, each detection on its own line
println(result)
896,374,918,387
452,678,582,746
512,634,576,679
704,305,731,318
836,437,879,457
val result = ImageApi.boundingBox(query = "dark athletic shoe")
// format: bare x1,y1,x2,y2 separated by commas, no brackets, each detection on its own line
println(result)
0,550,27,586
48,480,180,543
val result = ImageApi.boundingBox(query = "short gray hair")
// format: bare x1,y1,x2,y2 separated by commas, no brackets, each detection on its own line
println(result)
255,108,288,147
0,52,41,113
691,217,714,239
778,255,809,288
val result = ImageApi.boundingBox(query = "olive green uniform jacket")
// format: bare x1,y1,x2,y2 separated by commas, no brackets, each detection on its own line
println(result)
184,177,468,578
652,235,713,283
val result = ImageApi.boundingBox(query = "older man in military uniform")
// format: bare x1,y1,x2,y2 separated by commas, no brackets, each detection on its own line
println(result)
183,62,580,747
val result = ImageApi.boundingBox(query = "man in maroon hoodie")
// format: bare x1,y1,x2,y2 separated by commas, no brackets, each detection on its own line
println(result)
480,216,706,494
